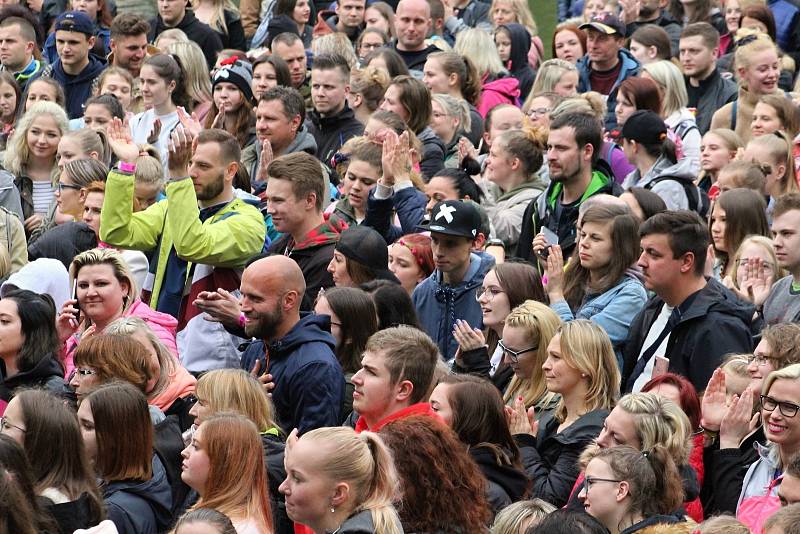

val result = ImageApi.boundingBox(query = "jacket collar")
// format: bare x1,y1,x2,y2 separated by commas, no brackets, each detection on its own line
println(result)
354,402,439,433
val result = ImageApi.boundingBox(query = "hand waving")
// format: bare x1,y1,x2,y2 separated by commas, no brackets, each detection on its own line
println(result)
701,367,728,432
168,125,194,175
107,117,140,163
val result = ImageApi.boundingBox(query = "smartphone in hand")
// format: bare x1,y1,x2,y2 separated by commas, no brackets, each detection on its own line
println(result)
71,280,81,322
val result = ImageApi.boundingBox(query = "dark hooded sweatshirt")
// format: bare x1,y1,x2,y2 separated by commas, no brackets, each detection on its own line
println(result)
149,10,223,69
0,353,66,410
103,455,173,534
499,23,536,101
306,105,364,165
470,446,529,514
43,54,106,119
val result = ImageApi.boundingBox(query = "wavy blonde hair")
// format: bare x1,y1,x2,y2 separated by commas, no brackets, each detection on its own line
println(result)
554,320,620,422
4,101,69,176
300,427,402,534
616,392,691,464
490,0,538,34
502,300,561,409
195,369,279,433
530,59,577,97
454,28,505,78
190,0,237,34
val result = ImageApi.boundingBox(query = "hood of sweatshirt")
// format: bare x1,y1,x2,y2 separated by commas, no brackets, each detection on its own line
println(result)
470,446,529,503
482,75,521,101
291,217,346,252
499,23,532,74
0,258,70,310
53,54,106,86
283,124,318,156
267,312,337,360
102,454,173,531
496,175,548,203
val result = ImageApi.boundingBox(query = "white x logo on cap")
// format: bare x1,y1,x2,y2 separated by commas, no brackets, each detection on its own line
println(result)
435,204,457,223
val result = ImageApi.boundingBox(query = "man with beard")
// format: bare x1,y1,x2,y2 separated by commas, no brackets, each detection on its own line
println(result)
108,14,152,112
239,255,344,433
517,112,622,264
101,126,266,373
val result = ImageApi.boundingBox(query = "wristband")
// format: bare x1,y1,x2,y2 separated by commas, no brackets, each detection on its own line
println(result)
239,312,246,328
118,161,136,173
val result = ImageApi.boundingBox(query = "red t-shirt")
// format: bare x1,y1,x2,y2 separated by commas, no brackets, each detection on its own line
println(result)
589,60,623,96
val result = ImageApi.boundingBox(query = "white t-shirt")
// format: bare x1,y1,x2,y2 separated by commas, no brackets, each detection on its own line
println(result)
632,303,674,392
129,109,180,178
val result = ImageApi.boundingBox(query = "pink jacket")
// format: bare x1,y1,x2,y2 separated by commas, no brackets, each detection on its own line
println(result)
477,75,521,118
63,298,179,379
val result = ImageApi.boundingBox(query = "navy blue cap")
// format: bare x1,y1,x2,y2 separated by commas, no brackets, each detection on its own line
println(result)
54,11,94,36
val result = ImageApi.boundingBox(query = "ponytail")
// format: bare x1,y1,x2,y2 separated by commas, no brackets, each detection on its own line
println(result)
642,445,684,516
461,56,481,106
144,54,191,110
496,125,546,177
358,432,402,534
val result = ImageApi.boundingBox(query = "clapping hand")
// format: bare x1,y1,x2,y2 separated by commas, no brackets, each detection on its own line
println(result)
505,396,538,436
738,257,774,306
147,118,162,145
256,139,274,183
167,125,194,175
719,387,759,449
544,244,566,302
107,117,140,163
452,319,486,351
177,106,203,138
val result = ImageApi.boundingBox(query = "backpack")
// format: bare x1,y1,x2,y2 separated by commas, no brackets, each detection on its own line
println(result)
645,176,710,217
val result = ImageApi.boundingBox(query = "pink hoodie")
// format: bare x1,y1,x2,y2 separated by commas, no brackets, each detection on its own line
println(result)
477,75,521,118
62,298,179,379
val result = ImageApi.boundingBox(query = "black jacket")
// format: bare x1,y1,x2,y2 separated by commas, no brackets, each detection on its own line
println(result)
102,455,173,534
306,105,364,165
625,12,682,56
0,353,67,406
262,434,292,534
701,426,765,516
621,278,754,394
46,492,102,534
516,408,608,507
686,68,738,134
452,346,514,393
27,222,98,270
149,10,223,69
470,446,528,514
417,127,446,181
216,9,247,51
501,23,536,101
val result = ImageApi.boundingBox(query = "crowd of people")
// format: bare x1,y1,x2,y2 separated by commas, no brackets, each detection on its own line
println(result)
2,0,800,532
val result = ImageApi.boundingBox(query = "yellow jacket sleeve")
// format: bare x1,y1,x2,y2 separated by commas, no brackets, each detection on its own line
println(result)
100,170,166,251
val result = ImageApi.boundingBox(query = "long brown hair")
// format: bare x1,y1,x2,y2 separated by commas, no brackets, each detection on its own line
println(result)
320,287,378,374
712,188,770,272
485,262,546,353
204,95,256,148
192,413,272,531
563,204,641,310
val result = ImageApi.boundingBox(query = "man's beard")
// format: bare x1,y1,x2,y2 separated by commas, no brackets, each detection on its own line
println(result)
245,306,284,340
196,170,225,202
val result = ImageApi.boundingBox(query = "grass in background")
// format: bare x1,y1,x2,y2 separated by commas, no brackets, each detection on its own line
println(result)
532,0,557,60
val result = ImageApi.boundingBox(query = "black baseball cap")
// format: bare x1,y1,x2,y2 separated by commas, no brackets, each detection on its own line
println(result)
580,13,626,38
620,110,668,145
335,225,400,283
418,200,481,239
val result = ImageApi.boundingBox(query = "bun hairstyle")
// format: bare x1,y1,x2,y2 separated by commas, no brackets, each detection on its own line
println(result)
350,66,391,112
494,123,547,178
550,91,607,122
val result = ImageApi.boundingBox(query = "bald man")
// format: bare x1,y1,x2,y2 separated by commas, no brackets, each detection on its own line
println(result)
240,255,345,433
391,0,440,74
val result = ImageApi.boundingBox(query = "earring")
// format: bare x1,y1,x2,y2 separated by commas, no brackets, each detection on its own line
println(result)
581,373,587,378
330,506,335,513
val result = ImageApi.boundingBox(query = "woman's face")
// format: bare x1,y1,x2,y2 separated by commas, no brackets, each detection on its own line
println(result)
69,364,100,401
430,99,458,143
358,32,386,59
83,103,114,132
495,29,512,63
55,168,84,216
292,0,311,24
26,114,61,160
76,263,130,325
378,84,408,122
424,175,460,213
751,102,782,137
583,0,606,21
388,242,425,294
188,392,212,426
747,338,776,393
541,333,585,395
527,96,553,129
82,190,104,235
364,6,390,34
762,378,800,454
77,398,97,463
554,29,584,64
327,250,355,287
501,324,539,379
0,81,16,123
700,132,734,173
181,425,211,494
492,1,516,26
422,58,453,95
253,62,278,101
343,159,379,211
212,82,243,114
0,396,26,444
734,242,775,288
313,296,342,346
429,383,454,426
577,220,614,271
595,405,641,449
279,438,339,529
553,70,579,97
478,269,512,332
131,330,160,394
57,136,90,170
725,0,742,33
739,49,779,96
647,382,683,407
25,80,58,111
578,458,624,529
615,90,637,127
72,0,100,21
710,202,728,252
99,73,133,111
140,64,173,108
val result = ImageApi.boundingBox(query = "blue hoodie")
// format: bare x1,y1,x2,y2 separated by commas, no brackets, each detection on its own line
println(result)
241,313,344,434
103,455,173,534
576,48,640,131
413,251,496,360
45,54,107,119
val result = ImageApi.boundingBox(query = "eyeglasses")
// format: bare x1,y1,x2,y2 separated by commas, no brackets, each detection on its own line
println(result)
56,182,82,192
761,395,800,418
70,368,96,381
475,286,504,302
498,339,538,363
528,107,552,117
585,476,622,489
0,416,25,434
745,353,776,367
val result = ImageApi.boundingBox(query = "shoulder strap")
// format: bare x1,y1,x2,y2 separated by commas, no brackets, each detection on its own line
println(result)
731,99,738,131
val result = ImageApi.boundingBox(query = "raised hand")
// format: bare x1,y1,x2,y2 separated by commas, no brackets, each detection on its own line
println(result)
167,125,194,175
505,396,538,436
719,387,759,449
147,117,162,145
739,257,774,306
701,367,728,432
618,0,640,24
194,288,242,328
452,318,486,352
544,244,566,302
211,103,226,130
256,139,274,183
458,137,478,167
107,116,140,163
56,298,82,343
177,106,203,138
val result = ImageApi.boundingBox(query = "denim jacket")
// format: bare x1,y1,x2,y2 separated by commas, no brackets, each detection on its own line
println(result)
550,275,647,367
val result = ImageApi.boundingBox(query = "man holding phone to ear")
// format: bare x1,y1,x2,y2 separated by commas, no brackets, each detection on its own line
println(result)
518,112,623,264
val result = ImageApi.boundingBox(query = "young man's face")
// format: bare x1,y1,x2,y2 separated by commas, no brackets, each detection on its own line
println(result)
679,35,717,79
430,232,473,275
311,68,348,116
0,23,33,71
158,0,186,26
264,177,315,236
351,349,396,422
547,126,587,184
55,30,94,68
772,209,800,273
111,33,148,75
336,0,366,29
637,233,688,295
272,40,307,88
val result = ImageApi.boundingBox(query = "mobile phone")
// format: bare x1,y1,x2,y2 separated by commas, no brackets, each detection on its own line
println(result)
71,279,81,322
541,226,559,246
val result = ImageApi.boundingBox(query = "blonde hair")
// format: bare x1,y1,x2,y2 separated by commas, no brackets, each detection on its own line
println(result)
734,30,778,88
135,152,164,188
529,59,577,97
155,28,189,47
490,499,555,534
190,0,237,34
704,128,743,152
301,427,401,534
63,129,112,166
502,301,561,408
4,101,69,176
432,93,472,133
454,28,505,78
196,369,279,433
105,316,178,400
554,320,620,421
164,41,213,109
490,0,538,35
763,362,800,395
642,60,688,117
747,134,799,194
616,392,692,464
728,235,786,289
311,33,359,69
696,514,751,534
70,248,138,315
550,92,607,122
350,67,391,112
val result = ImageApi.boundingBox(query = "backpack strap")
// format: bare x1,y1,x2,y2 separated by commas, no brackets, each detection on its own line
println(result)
731,99,738,131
